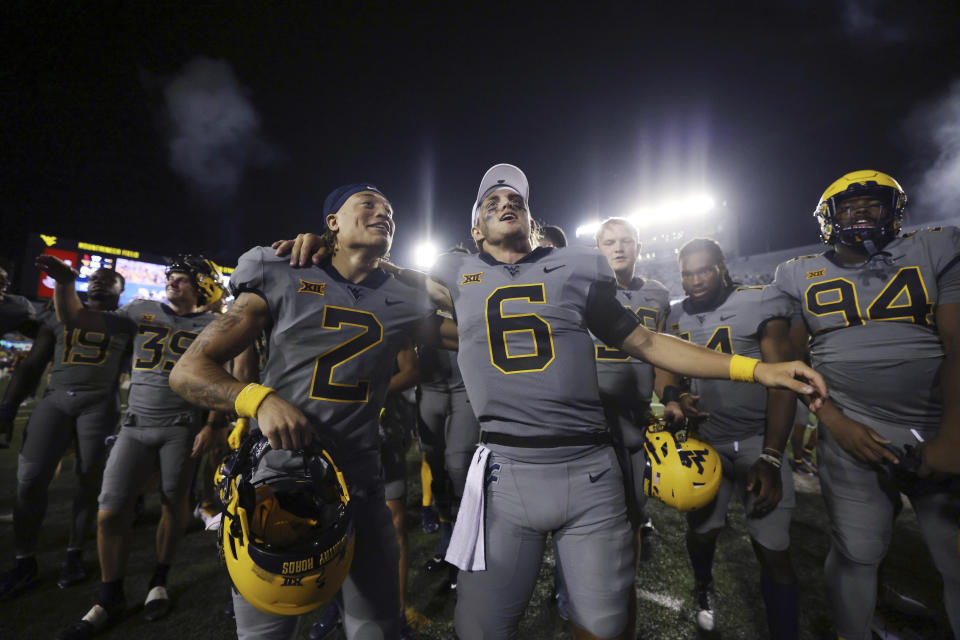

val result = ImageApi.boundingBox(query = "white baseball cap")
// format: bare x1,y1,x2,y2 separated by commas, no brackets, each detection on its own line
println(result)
471,163,530,226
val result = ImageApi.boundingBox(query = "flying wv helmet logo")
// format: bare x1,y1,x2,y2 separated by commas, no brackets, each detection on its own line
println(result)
678,449,710,474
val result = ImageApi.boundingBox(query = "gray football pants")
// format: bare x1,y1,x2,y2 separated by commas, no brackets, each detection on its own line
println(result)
455,446,634,640
687,434,795,551
418,386,479,520
15,388,118,556
98,423,198,511
817,416,960,640
232,481,400,640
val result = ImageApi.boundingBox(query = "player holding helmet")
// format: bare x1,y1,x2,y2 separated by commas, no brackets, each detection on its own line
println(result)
170,183,449,640
659,237,801,639
37,254,224,639
282,163,827,639
773,170,960,639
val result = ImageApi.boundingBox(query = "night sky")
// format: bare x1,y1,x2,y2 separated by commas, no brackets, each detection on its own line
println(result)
4,1,960,276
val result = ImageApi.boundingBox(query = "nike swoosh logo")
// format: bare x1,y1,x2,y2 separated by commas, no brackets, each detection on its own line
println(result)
385,299,403,306
543,265,565,273
719,314,736,321
589,468,611,483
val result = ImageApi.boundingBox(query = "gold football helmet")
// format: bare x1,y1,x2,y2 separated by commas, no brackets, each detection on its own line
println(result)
166,255,225,305
642,422,722,511
814,170,907,249
218,436,354,616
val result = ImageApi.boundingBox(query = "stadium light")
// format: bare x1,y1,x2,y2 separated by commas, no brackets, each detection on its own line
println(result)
575,193,717,237
413,240,439,269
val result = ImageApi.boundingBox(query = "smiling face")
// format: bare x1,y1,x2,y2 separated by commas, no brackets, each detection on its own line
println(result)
834,194,886,234
165,271,199,308
596,220,640,279
471,188,533,249
326,190,394,256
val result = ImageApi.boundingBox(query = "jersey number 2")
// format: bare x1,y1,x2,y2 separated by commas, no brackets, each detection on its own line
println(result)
309,306,383,403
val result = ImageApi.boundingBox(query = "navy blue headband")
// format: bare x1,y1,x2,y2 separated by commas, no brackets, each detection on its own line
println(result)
322,183,386,220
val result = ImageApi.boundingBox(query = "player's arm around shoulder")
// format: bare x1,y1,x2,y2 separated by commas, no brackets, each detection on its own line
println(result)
921,301,960,474
271,230,455,310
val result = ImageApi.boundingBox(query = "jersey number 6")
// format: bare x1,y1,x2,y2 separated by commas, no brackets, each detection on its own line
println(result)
485,284,555,374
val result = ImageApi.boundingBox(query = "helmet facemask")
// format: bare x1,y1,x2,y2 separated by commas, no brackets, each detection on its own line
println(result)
815,177,907,254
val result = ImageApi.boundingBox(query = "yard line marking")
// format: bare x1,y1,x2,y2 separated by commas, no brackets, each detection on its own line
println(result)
636,588,682,611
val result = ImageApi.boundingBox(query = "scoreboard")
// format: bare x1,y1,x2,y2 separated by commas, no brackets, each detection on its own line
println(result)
21,234,233,306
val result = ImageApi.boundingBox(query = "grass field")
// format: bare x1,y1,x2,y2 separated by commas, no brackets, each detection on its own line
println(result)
0,392,952,640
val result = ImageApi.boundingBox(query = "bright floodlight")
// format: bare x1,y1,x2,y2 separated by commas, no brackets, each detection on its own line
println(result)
574,193,716,237
413,240,439,269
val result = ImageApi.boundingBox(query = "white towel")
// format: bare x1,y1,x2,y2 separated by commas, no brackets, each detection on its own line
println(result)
445,445,491,571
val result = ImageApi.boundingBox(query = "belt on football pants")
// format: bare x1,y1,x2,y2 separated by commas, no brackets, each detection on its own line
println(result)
479,431,611,448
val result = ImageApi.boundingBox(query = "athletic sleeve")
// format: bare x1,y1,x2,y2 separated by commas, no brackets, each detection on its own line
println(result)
584,253,640,347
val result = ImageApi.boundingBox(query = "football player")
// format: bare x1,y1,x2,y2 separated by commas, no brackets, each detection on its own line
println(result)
773,170,960,639
658,237,800,639
592,217,670,530
0,268,129,599
278,163,827,640
37,255,223,639
0,260,41,446
169,184,450,640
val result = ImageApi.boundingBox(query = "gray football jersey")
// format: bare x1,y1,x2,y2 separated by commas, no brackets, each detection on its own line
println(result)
773,226,960,431
230,246,435,461
0,294,37,334
104,299,214,424
594,278,671,409
666,285,793,443
41,308,131,393
430,246,640,461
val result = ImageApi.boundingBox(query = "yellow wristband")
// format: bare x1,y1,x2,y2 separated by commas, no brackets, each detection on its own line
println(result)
729,355,759,383
234,383,275,419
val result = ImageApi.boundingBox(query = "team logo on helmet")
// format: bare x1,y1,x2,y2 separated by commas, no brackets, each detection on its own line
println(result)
642,420,722,512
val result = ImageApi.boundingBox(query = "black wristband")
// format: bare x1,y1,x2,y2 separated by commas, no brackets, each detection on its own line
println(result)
661,385,684,405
